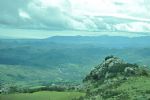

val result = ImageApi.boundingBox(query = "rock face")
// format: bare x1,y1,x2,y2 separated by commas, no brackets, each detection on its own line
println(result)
84,55,147,83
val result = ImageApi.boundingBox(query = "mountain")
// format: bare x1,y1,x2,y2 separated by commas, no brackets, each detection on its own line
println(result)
47,36,150,48
0,36,150,87
0,36,150,67
80,56,150,100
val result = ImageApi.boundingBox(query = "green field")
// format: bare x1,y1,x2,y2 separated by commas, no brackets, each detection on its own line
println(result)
0,91,85,100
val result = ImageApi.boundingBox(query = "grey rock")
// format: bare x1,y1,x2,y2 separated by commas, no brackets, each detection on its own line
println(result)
84,55,142,83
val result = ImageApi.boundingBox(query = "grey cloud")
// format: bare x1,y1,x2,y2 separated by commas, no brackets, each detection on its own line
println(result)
0,0,29,24
26,5,71,30
0,0,72,30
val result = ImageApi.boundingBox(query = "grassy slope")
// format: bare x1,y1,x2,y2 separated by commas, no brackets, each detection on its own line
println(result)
0,91,85,100
116,76,150,100
85,76,150,100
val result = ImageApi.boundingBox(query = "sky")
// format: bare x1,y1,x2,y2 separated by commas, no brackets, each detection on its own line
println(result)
0,0,150,38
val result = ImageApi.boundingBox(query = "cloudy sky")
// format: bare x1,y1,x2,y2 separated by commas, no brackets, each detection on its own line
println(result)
0,0,150,38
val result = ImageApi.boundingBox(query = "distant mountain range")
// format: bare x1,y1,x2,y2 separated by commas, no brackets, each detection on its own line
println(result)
46,35,150,48
0,35,150,86
0,36,150,66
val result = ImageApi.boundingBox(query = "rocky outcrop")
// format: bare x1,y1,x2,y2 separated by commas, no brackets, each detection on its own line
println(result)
84,55,148,83
79,56,150,100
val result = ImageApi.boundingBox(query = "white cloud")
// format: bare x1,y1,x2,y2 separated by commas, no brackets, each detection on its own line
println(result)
19,9,31,19
0,0,150,35
115,22,150,32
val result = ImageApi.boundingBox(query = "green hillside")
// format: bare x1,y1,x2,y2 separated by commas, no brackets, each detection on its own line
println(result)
0,64,86,87
79,56,150,100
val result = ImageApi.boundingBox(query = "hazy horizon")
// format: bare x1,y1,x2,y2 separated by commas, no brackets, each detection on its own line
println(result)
1,28,150,39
